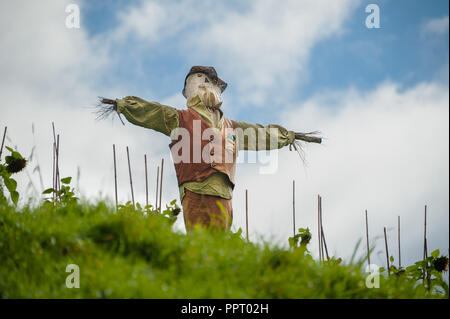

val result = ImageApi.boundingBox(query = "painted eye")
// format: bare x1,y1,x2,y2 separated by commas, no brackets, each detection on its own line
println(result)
204,77,209,83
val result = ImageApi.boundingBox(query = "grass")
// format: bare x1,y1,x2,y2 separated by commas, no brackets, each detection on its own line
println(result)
0,199,445,299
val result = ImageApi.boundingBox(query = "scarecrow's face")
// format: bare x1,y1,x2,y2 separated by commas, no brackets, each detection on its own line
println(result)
185,72,223,108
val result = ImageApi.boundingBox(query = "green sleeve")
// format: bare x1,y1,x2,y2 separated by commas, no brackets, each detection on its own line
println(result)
116,96,179,136
231,120,295,151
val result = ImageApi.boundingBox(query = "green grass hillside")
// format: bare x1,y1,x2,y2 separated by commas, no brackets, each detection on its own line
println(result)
0,200,445,299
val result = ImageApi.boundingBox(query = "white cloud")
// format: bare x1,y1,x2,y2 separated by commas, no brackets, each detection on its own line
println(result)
231,81,449,267
112,0,361,105
161,92,187,109
192,0,360,105
0,0,109,100
421,16,449,36
0,0,174,210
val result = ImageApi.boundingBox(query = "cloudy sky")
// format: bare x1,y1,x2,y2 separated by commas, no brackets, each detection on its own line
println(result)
0,0,448,268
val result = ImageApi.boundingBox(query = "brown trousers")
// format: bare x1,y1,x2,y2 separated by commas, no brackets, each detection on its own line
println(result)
181,190,233,231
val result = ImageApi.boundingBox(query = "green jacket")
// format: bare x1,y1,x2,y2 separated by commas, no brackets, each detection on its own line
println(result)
116,95,295,202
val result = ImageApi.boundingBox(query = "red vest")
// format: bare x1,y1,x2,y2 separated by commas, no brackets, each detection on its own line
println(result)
169,108,237,188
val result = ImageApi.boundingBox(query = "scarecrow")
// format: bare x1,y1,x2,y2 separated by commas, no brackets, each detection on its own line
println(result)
98,66,321,231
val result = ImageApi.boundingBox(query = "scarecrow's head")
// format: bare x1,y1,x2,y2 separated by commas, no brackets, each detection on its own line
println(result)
182,66,227,108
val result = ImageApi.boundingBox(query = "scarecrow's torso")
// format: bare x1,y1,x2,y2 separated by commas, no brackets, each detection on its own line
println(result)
169,107,237,189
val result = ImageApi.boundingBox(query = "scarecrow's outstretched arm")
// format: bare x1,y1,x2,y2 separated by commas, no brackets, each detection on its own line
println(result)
114,96,179,136
231,120,295,151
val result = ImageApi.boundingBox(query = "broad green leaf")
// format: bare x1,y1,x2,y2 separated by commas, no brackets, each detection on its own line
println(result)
0,167,11,179
5,146,22,160
43,188,54,194
12,151,22,159
390,256,394,263
3,176,17,192
10,190,19,205
61,177,72,184
431,249,440,258
406,265,417,272
288,237,294,247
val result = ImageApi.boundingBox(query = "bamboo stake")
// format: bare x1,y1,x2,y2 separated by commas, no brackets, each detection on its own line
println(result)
0,126,6,196
52,142,56,204
52,123,56,203
384,227,390,277
292,180,296,237
113,144,118,212
144,155,148,208
423,205,427,260
56,135,61,202
318,194,322,263
365,210,371,266
319,195,325,261
155,166,159,212
51,124,61,203
245,189,249,242
321,225,329,261
126,146,135,208
320,196,329,261
423,205,428,286
159,158,164,213
0,126,6,160
398,216,401,268
52,122,56,146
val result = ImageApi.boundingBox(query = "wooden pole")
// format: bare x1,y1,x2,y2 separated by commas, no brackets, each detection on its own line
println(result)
0,126,6,160
384,227,390,277
155,166,159,212
398,216,401,268
159,158,164,213
144,155,148,208
365,210,371,266
292,180,296,237
126,146,135,208
245,189,249,242
113,144,118,211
